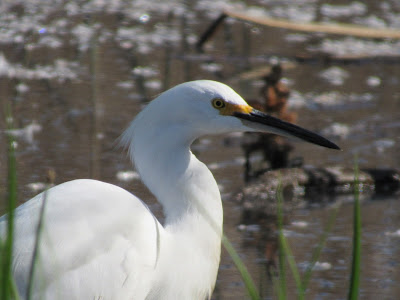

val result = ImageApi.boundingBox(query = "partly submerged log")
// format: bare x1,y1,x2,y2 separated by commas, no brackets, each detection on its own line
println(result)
236,166,400,222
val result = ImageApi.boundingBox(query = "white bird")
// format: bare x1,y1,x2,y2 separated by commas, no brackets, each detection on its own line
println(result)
0,80,339,299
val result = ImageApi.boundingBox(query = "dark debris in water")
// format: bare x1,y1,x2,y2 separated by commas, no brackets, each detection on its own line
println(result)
238,166,400,219
236,165,400,277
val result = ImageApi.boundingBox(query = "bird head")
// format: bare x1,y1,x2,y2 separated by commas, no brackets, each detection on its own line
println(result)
139,80,339,150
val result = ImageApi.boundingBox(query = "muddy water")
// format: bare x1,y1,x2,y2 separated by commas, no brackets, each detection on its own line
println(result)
1,0,400,299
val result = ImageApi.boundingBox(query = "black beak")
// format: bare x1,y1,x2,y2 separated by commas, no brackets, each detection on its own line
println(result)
234,109,340,150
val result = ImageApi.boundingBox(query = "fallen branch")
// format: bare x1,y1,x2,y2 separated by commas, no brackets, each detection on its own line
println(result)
224,10,400,39
197,11,400,51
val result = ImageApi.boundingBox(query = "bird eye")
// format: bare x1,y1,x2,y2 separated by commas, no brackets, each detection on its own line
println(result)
212,98,226,109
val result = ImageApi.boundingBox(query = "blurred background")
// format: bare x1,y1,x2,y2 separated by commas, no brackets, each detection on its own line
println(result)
0,0,399,299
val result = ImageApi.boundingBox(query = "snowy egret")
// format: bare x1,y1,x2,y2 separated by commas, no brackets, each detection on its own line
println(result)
0,80,339,299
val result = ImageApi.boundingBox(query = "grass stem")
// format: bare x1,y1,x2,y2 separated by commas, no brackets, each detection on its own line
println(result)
26,188,49,300
222,235,260,300
300,203,340,296
1,106,18,300
348,159,361,300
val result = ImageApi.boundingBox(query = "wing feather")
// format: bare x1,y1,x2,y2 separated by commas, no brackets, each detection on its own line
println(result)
0,179,162,299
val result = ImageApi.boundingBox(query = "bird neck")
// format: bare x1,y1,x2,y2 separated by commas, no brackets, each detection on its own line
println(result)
122,108,224,298
129,124,223,240
132,131,223,299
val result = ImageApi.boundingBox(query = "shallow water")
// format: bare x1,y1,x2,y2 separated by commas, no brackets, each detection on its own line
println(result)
1,0,400,299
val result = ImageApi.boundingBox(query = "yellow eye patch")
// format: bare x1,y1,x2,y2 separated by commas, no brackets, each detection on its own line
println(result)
211,98,253,116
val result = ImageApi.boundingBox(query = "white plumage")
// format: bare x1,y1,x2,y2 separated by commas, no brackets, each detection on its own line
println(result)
0,80,339,299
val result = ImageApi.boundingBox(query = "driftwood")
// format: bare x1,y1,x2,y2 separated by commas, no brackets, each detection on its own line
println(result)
197,11,400,64
197,11,400,51
229,62,297,82
236,166,400,222
196,14,228,52
223,10,400,39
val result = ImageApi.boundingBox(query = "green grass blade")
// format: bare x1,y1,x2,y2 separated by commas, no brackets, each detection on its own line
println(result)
271,272,283,300
276,184,302,299
277,232,287,300
300,203,340,296
222,235,260,300
280,236,302,298
348,159,361,300
26,187,49,300
10,278,21,300
276,186,286,299
276,180,287,300
1,107,18,300
0,238,3,299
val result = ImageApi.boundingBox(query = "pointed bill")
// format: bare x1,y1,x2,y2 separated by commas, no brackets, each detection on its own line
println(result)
234,108,340,150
